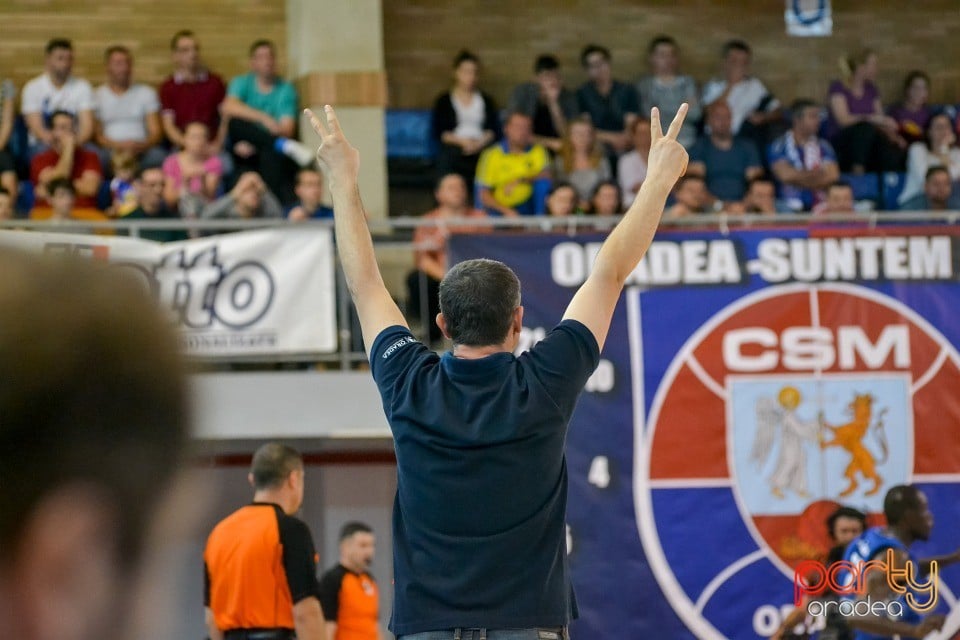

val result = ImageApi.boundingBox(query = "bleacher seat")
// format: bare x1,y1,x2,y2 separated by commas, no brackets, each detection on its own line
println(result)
385,109,436,188
842,172,880,207
881,172,907,211
16,180,33,216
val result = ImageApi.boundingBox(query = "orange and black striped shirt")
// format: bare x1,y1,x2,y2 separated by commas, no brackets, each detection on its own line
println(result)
204,503,320,632
318,564,380,640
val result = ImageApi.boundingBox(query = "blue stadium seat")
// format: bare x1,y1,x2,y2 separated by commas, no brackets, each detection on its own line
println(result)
385,109,435,160
881,172,907,211
841,172,880,205
16,180,33,216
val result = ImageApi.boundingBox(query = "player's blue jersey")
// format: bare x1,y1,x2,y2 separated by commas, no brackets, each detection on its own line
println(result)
840,527,923,640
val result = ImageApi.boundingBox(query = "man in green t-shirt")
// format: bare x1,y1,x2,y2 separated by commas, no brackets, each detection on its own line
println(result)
222,39,314,206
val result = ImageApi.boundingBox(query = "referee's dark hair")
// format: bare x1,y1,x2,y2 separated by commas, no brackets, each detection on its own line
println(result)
339,521,373,541
439,258,521,347
0,249,189,567
250,443,304,490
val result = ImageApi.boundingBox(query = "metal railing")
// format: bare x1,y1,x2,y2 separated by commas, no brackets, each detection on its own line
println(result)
2,211,956,368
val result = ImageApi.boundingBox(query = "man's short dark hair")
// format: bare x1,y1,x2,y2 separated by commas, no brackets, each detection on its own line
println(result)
339,521,373,542
439,259,521,347
170,29,195,51
925,166,950,182
827,180,852,193
250,443,303,490
249,39,275,57
49,109,76,125
0,251,189,565
534,54,560,74
453,49,479,69
580,44,611,67
648,35,677,54
45,38,72,55
722,39,751,57
884,485,922,525
826,506,867,540
46,176,75,196
790,99,818,123
104,44,131,62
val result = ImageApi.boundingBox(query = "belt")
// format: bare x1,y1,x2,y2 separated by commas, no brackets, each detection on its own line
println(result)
223,629,294,640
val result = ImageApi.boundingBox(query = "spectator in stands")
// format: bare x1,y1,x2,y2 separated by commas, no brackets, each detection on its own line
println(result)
826,49,904,174
21,39,96,154
288,168,333,221
888,71,933,147
0,79,16,203
577,44,639,155
31,176,108,223
590,180,622,216
812,181,855,215
545,182,578,216
122,166,187,242
507,54,579,153
898,113,960,207
222,39,314,206
162,121,223,218
406,173,487,343
109,150,139,217
637,35,700,149
666,175,709,217
475,112,550,217
201,170,282,219
738,177,777,214
687,101,762,205
701,40,782,146
0,187,12,220
160,30,227,152
768,99,839,212
900,166,960,211
94,45,165,172
30,110,102,209
432,50,499,184
554,116,612,209
617,116,650,207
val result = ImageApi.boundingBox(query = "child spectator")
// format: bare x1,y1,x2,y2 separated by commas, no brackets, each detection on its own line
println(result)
109,150,139,217
31,176,107,223
287,169,333,221
162,121,223,218
554,116,611,209
545,182,578,217
590,180,622,216
898,113,960,207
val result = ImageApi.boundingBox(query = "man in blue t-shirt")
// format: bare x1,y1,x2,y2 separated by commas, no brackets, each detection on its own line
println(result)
222,39,314,206
305,101,690,639
687,101,762,203
837,485,957,640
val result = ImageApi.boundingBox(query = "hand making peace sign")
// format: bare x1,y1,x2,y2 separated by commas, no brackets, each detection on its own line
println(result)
647,102,690,188
304,105,361,187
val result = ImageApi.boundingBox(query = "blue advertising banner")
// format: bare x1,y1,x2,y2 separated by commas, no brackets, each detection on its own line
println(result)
449,225,960,640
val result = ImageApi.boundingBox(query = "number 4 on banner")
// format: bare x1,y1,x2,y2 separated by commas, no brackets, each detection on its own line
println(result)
588,456,610,488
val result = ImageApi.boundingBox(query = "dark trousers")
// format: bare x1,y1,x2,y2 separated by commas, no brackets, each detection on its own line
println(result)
406,270,441,342
436,143,480,185
228,118,298,206
832,122,905,173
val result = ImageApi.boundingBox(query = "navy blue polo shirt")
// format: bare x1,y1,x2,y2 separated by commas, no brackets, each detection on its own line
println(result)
370,320,600,636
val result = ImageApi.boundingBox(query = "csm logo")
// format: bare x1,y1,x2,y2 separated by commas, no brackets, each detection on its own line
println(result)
153,247,275,329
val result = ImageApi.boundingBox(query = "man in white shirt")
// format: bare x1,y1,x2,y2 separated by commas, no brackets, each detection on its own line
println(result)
701,39,782,137
20,38,95,154
94,45,166,169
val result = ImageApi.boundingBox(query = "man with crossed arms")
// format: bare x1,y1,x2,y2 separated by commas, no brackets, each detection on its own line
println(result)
306,102,688,640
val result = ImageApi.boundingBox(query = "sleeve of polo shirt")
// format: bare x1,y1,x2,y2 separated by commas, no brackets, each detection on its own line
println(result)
474,147,495,188
522,319,600,416
370,325,431,406
277,515,321,603
226,75,248,102
317,566,345,621
277,83,298,120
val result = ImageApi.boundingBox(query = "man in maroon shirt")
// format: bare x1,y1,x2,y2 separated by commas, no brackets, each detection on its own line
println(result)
30,110,102,208
159,30,227,151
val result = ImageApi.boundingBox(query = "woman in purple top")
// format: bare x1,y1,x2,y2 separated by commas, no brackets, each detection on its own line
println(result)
827,49,905,173
888,71,933,147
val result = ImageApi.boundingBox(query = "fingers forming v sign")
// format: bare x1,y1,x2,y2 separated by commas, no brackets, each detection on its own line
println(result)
647,102,690,183
304,105,360,185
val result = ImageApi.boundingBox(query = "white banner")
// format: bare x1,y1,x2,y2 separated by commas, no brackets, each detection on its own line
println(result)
0,228,338,357
785,0,832,37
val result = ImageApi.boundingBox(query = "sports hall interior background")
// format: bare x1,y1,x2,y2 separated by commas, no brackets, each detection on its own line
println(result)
3,1,960,639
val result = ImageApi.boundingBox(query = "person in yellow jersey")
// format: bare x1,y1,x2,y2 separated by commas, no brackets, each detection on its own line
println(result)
475,112,551,217
319,522,382,640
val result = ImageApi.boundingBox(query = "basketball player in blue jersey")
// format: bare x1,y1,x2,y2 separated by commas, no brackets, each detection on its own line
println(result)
304,102,689,639
839,485,958,640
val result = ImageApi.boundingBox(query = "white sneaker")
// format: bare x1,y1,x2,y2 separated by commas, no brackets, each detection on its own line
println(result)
283,139,316,167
